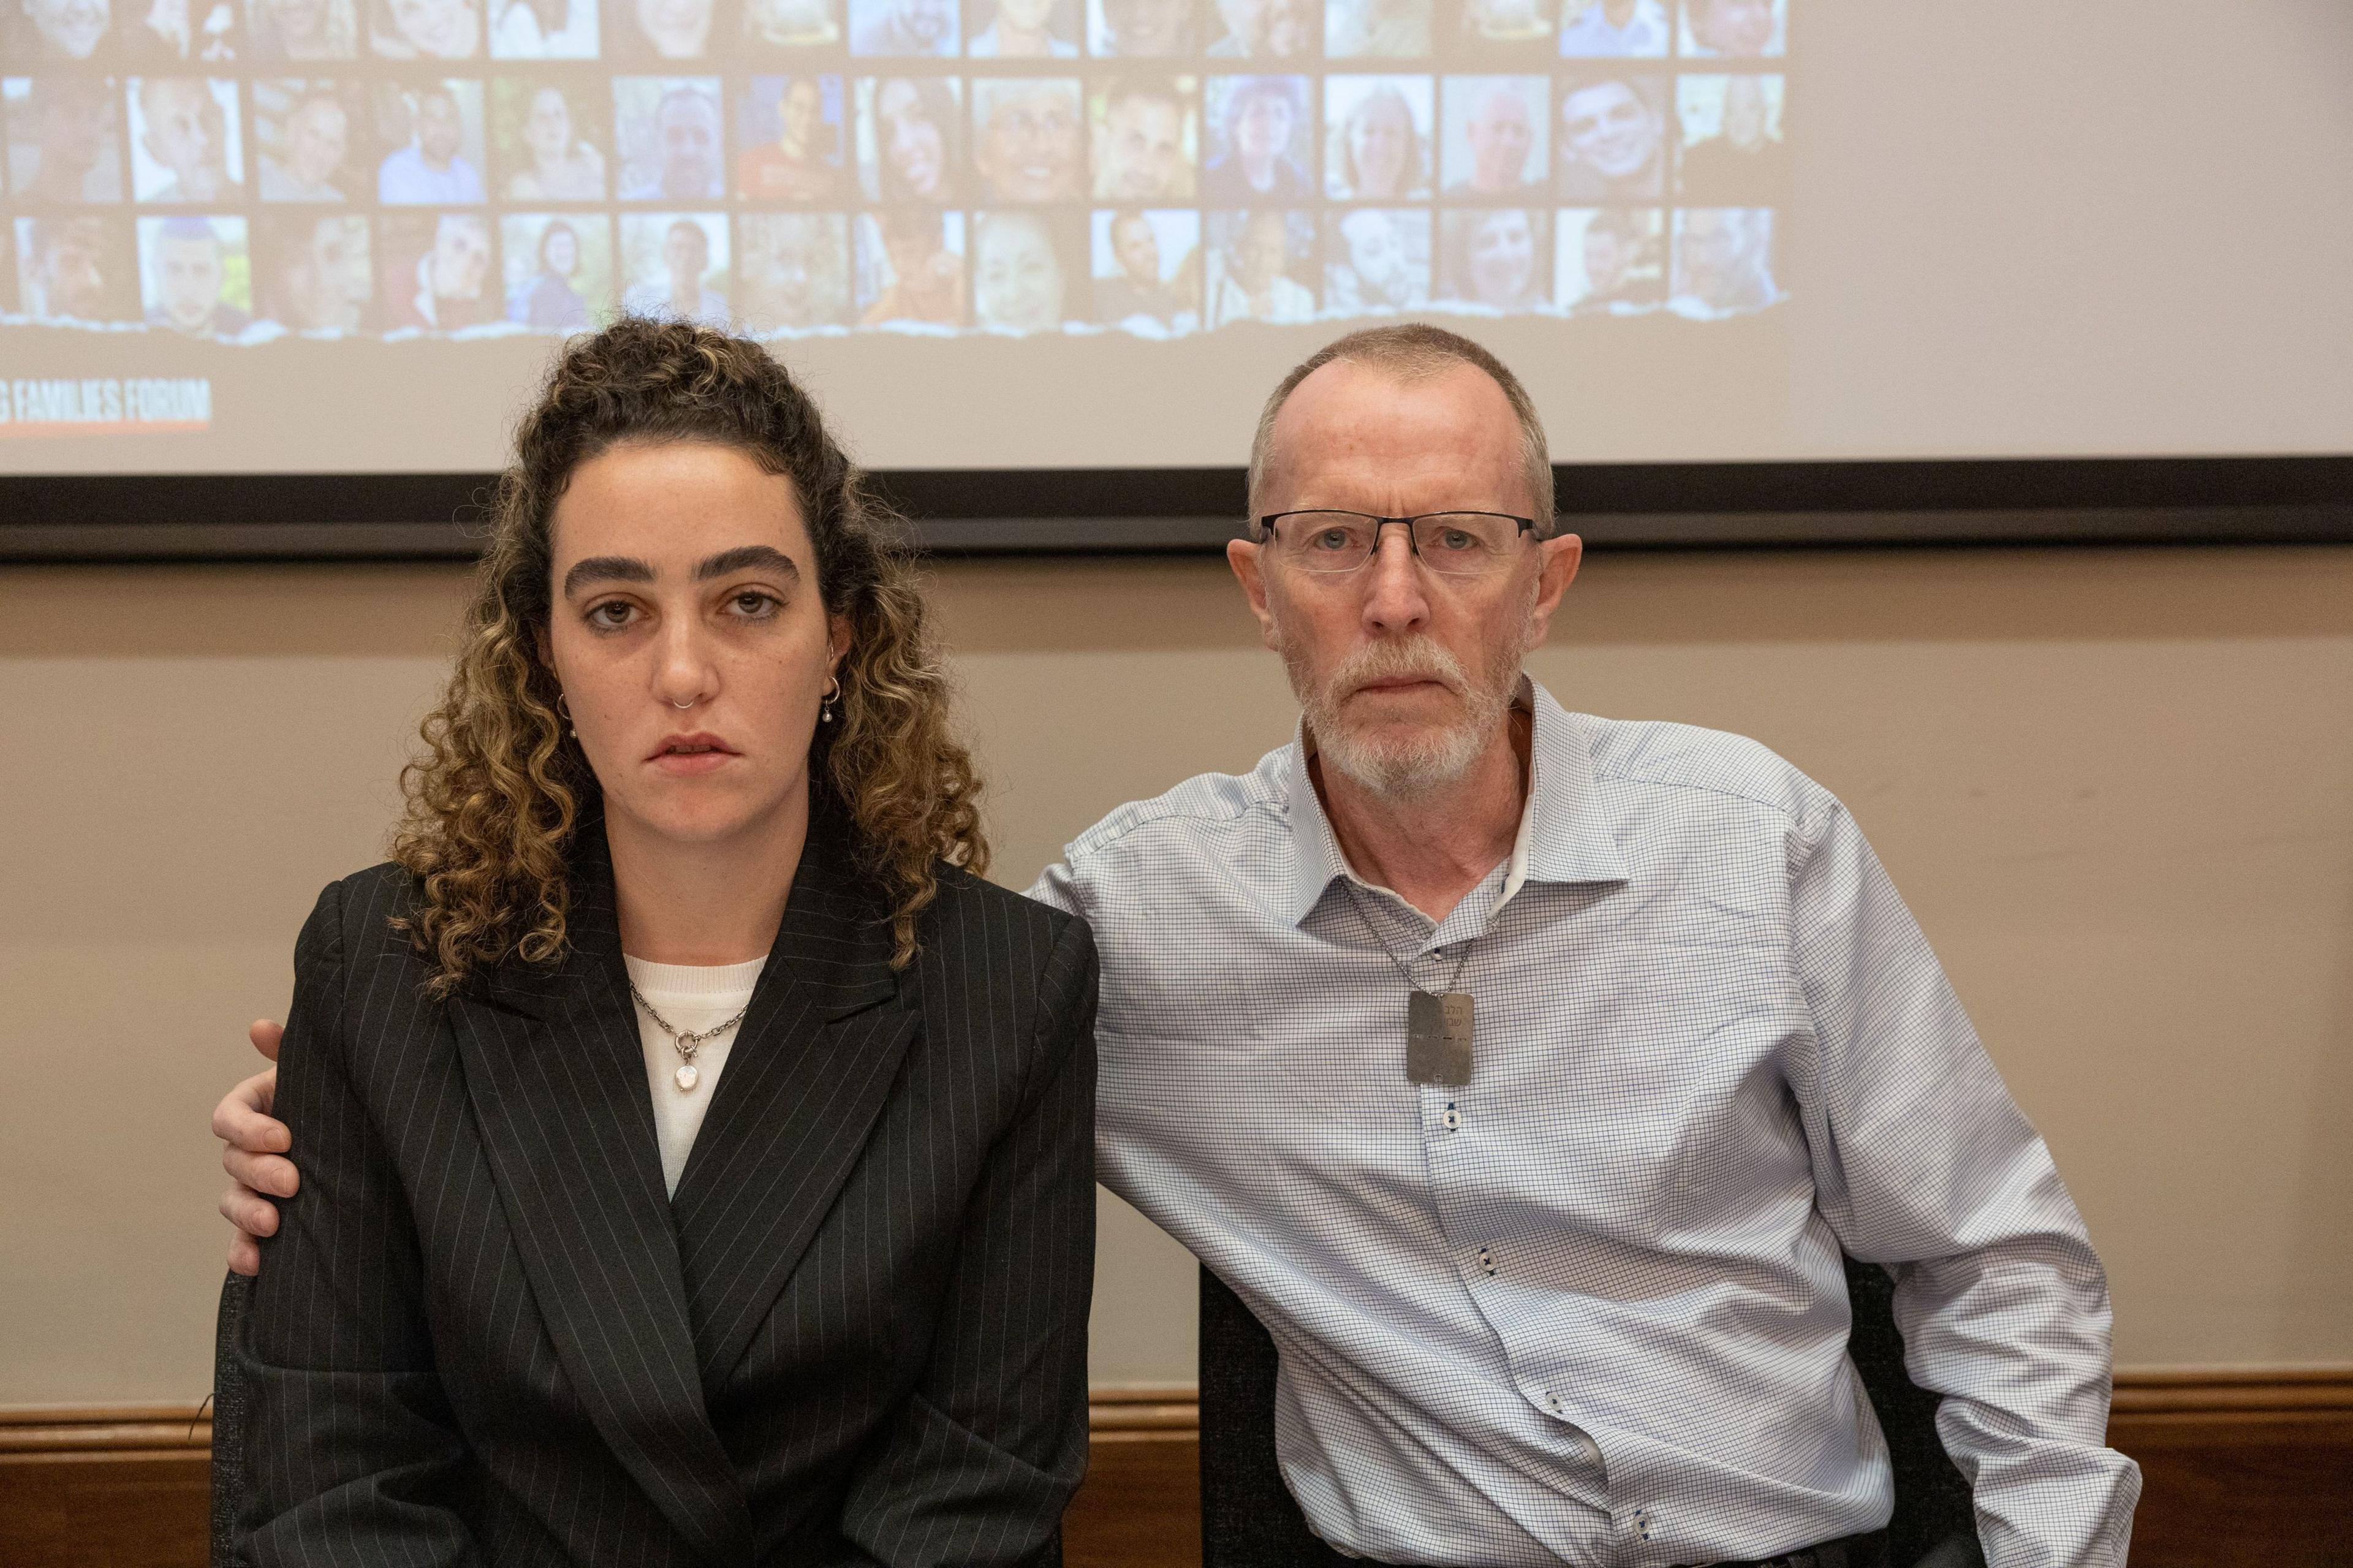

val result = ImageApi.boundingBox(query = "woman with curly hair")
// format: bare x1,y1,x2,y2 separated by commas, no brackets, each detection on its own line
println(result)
219,316,1098,1566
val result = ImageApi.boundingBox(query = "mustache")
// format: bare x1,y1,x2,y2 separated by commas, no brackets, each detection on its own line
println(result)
1327,637,1471,700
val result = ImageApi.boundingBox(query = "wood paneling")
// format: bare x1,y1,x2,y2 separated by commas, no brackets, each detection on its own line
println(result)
7,1374,2347,1568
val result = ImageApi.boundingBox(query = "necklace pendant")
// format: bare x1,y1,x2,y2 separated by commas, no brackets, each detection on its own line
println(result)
1406,990,1476,1086
674,1062,700,1092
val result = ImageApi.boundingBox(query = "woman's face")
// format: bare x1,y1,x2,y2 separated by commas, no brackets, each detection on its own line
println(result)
878,80,945,195
525,88,572,161
542,223,578,275
544,441,847,850
1347,93,1410,196
1468,208,1533,305
635,0,711,52
1231,88,1292,172
973,218,1062,333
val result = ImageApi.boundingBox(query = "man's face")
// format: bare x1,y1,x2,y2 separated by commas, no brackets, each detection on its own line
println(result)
1103,0,1186,53
38,227,107,316
158,231,223,330
637,0,712,54
289,214,370,328
1468,208,1533,305
888,0,950,45
973,217,1062,333
1560,80,1654,179
36,83,110,179
1110,214,1158,284
524,87,572,160
430,216,489,297
1099,93,1183,200
389,0,474,55
977,83,1081,201
25,0,108,56
1237,213,1286,290
1691,0,1770,55
663,222,708,287
1230,87,1292,171
657,93,719,195
1341,210,1401,292
749,225,829,324
1463,86,1531,192
415,91,460,164
287,97,348,184
876,80,945,194
1677,207,1748,294
1581,223,1627,290
1232,360,1576,800
542,223,577,273
143,81,218,183
781,78,821,145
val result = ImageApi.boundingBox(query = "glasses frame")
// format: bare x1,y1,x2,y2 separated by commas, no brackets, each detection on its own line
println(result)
1253,510,1544,575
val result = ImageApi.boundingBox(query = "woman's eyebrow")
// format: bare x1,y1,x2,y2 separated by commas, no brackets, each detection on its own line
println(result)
561,555,653,597
694,545,801,582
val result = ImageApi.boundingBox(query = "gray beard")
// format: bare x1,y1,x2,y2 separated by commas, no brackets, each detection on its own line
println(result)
1291,634,1519,802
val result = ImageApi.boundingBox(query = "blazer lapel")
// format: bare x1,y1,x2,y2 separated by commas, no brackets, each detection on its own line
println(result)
670,814,919,1388
450,830,755,1565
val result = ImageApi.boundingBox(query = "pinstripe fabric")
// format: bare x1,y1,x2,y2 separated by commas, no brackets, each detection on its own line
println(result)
1031,682,2138,1568
237,811,1097,1567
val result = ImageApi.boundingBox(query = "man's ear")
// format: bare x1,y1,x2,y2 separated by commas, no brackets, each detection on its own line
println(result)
1227,537,1281,651
1521,531,1583,651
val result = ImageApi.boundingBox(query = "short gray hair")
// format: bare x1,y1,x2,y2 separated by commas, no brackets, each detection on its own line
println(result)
1247,323,1555,528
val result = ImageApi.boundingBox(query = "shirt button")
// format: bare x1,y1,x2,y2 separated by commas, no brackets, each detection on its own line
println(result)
1477,1246,1496,1276
1441,1104,1461,1131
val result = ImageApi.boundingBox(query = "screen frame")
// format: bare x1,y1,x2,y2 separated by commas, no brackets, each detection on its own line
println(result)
1,456,2347,561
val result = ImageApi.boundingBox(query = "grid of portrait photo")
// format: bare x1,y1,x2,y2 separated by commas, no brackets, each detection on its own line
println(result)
1,0,1786,338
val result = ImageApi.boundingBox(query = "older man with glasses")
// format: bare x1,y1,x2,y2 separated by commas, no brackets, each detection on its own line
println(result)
210,324,2136,1567
1043,324,2139,1567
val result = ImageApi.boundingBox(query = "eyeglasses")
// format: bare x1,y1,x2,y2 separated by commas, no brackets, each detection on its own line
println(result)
1255,510,1541,577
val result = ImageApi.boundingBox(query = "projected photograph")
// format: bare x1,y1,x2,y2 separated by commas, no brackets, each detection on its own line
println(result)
0,0,1789,344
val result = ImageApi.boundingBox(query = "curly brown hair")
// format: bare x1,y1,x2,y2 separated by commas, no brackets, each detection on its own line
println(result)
392,317,986,995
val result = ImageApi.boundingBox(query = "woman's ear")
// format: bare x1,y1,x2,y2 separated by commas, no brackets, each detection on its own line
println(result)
827,613,851,675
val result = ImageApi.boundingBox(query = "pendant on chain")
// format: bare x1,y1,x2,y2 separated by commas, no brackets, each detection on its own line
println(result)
1406,990,1476,1086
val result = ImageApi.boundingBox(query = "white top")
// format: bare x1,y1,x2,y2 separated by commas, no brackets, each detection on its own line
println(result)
623,953,765,1195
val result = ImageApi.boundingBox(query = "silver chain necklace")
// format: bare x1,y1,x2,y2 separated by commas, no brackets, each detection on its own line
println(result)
1339,881,1480,1087
627,980,748,1093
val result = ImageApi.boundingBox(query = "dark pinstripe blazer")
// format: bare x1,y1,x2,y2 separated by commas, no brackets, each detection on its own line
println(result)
234,813,1099,1567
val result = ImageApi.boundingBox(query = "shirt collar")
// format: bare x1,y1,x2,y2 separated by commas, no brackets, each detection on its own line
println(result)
1283,676,1630,926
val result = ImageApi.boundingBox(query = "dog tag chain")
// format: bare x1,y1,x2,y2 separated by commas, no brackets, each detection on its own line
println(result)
1341,882,1478,1087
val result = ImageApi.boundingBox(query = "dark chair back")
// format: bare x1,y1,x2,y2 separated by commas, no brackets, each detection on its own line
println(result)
1199,1259,1985,1568
211,1271,252,1568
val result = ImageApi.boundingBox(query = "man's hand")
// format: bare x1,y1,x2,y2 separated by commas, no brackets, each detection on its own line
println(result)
215,1019,294,1277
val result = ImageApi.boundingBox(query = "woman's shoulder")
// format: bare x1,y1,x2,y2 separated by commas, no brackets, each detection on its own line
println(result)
925,861,1086,945
296,861,431,977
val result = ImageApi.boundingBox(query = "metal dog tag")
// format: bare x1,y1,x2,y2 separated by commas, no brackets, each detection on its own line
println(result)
1406,990,1475,1086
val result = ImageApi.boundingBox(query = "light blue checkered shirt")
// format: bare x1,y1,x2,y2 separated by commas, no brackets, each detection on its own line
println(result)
1030,681,2139,1567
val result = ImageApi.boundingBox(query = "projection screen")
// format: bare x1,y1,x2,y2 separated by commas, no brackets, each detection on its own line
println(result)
1,0,2348,482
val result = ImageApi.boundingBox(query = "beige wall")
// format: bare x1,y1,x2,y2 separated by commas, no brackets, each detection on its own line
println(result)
2,546,2347,1404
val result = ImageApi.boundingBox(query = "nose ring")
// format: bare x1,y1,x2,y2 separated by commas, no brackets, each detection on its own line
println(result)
670,699,695,710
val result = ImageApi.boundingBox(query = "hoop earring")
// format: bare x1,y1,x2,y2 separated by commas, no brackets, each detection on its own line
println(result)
819,675,841,726
555,692,575,737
